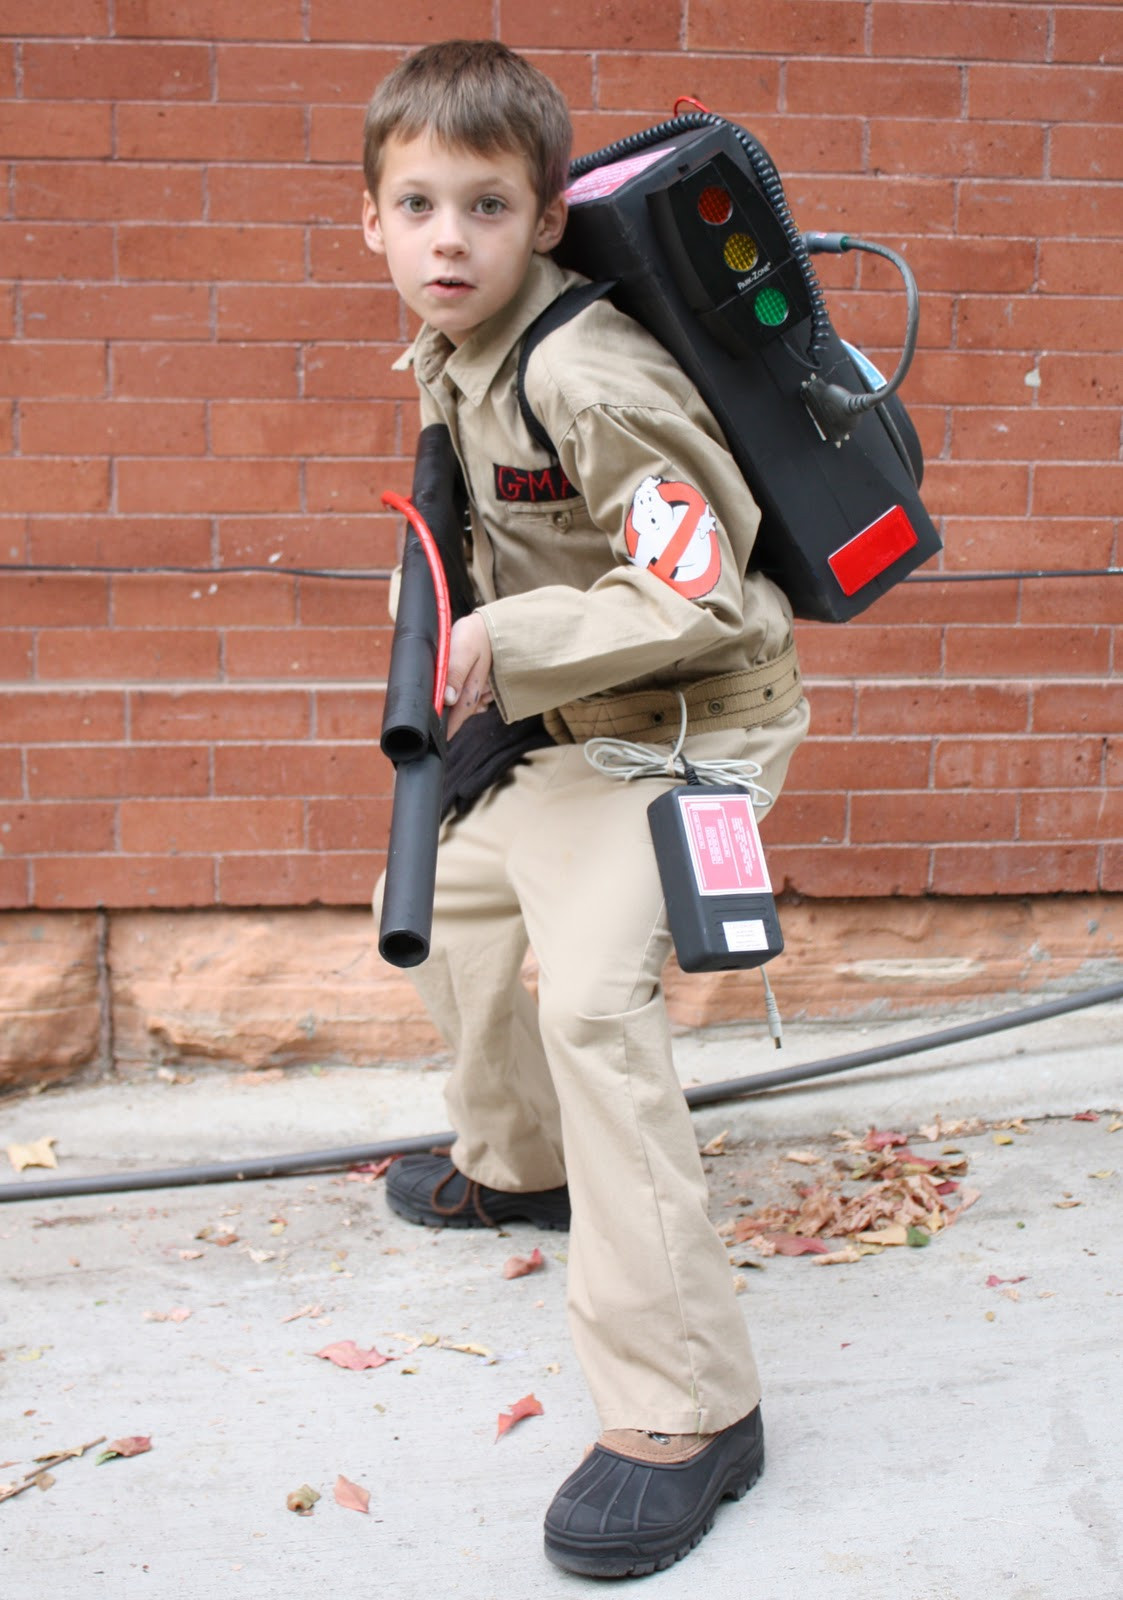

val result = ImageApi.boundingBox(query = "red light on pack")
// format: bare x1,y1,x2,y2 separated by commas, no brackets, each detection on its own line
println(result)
697,185,733,225
828,505,918,596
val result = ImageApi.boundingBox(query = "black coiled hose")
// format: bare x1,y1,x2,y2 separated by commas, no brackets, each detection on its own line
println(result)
569,112,832,366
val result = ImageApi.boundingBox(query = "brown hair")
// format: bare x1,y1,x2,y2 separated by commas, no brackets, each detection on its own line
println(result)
363,40,572,212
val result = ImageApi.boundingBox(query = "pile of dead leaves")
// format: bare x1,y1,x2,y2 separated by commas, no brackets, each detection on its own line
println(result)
719,1125,981,1264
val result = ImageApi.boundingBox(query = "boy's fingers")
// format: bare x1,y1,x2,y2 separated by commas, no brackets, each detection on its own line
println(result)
444,665,491,736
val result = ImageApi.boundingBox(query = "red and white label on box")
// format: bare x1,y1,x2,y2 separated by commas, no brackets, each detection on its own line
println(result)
678,791,771,896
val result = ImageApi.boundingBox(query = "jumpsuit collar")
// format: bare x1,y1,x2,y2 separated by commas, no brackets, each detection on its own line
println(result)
409,253,571,402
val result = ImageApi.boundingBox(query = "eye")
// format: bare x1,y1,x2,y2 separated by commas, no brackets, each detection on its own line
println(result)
401,194,430,215
476,195,506,216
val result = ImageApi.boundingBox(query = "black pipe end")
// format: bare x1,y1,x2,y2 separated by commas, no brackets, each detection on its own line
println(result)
379,724,429,765
379,928,430,968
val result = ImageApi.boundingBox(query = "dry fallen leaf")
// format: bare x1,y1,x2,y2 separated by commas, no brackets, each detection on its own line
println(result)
195,1225,239,1245
496,1393,544,1440
784,1150,821,1166
700,1130,730,1156
894,1148,943,1173
6,1137,58,1173
441,1340,496,1362
315,1340,394,1371
97,1436,152,1464
334,1474,370,1513
758,1232,828,1256
287,1484,320,1515
503,1247,545,1280
811,1246,862,1266
155,1067,193,1085
33,1443,90,1467
347,1157,394,1183
944,1186,981,1223
143,1307,192,1323
1073,1111,1100,1122
0,1436,107,1503
282,1304,326,1323
917,1116,979,1143
863,1128,908,1151
855,1223,909,1247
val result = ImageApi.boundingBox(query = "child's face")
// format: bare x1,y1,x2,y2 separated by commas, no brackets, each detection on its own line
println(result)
363,131,567,345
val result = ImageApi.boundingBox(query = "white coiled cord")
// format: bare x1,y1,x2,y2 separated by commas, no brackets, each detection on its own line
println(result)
582,691,774,810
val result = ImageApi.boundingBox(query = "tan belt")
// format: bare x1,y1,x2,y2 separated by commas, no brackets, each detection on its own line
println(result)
544,642,803,744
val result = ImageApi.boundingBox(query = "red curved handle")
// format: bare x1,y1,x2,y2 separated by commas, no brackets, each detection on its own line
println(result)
381,491,453,715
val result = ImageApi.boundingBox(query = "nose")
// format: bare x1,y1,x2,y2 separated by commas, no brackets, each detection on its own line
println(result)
431,206,468,256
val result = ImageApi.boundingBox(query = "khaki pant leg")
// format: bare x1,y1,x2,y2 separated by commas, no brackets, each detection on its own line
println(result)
374,771,567,1193
507,702,808,1435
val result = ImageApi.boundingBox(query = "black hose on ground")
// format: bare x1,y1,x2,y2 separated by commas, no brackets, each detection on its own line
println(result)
1,979,1120,1204
681,978,1123,1107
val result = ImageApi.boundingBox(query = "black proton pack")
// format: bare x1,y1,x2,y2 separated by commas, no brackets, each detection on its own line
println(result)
520,113,941,623
377,115,944,970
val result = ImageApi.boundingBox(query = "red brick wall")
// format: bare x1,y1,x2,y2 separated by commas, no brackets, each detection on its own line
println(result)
1,4,1120,911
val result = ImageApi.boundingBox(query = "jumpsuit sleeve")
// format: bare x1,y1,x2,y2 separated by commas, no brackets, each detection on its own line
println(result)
478,369,776,723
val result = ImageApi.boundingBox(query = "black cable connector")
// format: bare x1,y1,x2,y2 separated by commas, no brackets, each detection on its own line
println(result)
801,231,921,444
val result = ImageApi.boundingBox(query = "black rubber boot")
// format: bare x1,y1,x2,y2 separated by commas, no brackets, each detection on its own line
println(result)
385,1152,571,1231
543,1407,765,1578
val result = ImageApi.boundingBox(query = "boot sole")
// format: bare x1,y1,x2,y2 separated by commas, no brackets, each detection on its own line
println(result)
543,1449,764,1578
386,1188,570,1232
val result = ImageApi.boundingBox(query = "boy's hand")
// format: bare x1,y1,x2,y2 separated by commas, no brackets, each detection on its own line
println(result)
444,612,494,738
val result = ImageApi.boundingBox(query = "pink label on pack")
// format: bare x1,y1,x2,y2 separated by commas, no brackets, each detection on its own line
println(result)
566,146,674,204
679,792,771,896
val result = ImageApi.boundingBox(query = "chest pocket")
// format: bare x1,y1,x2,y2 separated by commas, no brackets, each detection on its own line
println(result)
484,493,614,599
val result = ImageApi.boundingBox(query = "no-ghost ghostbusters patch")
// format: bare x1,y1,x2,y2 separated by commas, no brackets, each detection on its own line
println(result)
624,475,722,598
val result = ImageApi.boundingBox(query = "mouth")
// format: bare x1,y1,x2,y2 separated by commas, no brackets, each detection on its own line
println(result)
427,275,474,296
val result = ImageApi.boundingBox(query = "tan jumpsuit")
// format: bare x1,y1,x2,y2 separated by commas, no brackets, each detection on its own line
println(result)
379,253,809,1434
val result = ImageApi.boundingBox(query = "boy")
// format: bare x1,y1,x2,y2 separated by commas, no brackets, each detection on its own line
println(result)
363,40,809,1578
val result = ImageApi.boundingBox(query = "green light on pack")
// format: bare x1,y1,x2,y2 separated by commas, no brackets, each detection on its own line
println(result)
753,286,789,327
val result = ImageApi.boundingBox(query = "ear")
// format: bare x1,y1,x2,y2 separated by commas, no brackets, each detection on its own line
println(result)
362,191,385,256
534,192,568,254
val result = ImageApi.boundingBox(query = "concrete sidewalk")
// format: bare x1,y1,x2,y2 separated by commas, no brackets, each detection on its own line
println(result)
1,998,1121,1600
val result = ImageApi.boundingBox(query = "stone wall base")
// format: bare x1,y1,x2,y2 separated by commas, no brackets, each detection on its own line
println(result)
2,897,1121,1095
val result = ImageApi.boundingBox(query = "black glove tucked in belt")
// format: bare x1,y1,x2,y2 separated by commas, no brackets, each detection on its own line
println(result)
440,704,555,820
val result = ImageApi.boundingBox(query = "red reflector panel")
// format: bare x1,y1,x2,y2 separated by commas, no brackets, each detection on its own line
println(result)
828,505,918,596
